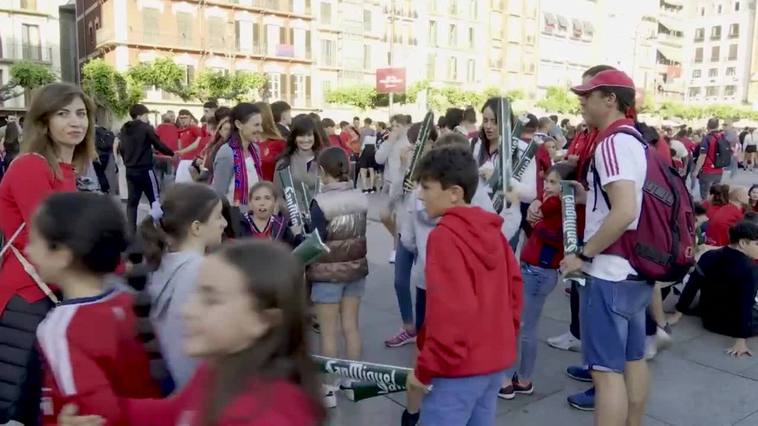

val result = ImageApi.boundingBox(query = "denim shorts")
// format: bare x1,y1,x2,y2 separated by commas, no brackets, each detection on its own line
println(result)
311,279,366,304
579,275,653,373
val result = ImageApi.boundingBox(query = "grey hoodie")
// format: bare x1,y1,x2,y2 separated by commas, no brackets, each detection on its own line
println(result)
147,251,203,389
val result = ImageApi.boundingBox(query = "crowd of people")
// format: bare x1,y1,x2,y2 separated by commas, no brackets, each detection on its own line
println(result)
0,62,755,426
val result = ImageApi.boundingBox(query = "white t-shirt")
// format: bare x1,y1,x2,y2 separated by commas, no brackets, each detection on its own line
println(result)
583,126,647,282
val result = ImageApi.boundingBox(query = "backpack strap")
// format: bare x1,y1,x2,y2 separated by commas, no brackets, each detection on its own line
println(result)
590,126,646,211
1,223,60,305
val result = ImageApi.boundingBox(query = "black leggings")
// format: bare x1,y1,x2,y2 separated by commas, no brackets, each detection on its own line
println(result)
126,168,160,235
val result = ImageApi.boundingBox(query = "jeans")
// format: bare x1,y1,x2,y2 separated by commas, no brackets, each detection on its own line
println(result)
126,168,160,235
93,153,111,193
517,264,559,381
393,241,416,327
698,173,722,200
421,370,506,426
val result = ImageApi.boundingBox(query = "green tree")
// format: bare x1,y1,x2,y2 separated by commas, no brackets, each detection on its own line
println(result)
324,85,378,110
193,70,267,103
0,61,56,101
128,57,194,101
536,86,580,114
81,58,143,117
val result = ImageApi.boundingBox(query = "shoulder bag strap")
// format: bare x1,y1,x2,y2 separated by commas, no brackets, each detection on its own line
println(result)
1,223,60,305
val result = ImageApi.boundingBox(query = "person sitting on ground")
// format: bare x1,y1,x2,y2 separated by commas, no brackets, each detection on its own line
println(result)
706,186,748,246
702,183,730,220
668,221,758,357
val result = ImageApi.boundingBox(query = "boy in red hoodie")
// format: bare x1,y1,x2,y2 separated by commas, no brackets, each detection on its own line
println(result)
407,145,523,426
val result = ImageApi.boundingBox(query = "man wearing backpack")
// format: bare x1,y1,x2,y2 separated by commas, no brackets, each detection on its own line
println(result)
93,124,115,194
560,70,654,426
693,118,730,200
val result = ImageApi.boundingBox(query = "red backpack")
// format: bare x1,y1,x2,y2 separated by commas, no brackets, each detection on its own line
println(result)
592,127,696,282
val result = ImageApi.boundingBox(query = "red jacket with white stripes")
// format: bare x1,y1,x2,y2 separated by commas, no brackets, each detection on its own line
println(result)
37,289,161,426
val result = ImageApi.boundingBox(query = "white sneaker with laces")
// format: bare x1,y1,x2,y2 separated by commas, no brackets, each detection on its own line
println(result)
547,331,581,352
655,326,673,350
322,384,338,408
644,335,658,360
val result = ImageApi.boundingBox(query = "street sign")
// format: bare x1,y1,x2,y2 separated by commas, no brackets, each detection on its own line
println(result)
376,67,406,94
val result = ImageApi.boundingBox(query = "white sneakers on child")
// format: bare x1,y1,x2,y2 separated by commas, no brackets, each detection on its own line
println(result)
547,332,581,352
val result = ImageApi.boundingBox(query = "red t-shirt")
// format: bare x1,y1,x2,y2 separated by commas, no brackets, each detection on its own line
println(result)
328,134,342,150
699,132,724,175
0,154,76,312
535,145,552,199
155,124,179,159
705,203,744,246
178,125,203,160
701,201,725,220
654,137,673,167
257,138,287,182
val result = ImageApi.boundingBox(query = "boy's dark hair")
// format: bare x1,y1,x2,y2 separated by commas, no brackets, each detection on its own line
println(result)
597,87,636,114
583,64,616,78
318,147,350,181
339,120,349,128
463,106,476,123
214,106,232,122
729,220,758,245
408,121,439,144
435,132,469,148
693,202,707,216
707,118,719,130
129,104,149,119
353,116,360,121
364,117,372,125
437,116,447,129
549,114,558,123
34,192,127,274
710,184,730,206
391,114,411,126
546,162,576,181
444,108,464,129
321,118,336,128
203,100,218,109
177,108,192,117
377,121,387,130
270,101,291,123
416,146,478,203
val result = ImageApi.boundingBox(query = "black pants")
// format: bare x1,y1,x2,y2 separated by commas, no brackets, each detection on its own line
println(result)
0,296,55,425
93,153,111,194
570,280,581,339
126,168,160,235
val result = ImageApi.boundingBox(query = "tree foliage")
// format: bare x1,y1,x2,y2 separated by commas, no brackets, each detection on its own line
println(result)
81,59,143,117
193,70,267,103
0,61,57,101
128,58,194,101
324,85,378,110
536,86,580,114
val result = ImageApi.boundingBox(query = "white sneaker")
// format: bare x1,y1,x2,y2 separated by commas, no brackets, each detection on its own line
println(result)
655,326,673,351
547,332,581,352
388,250,396,264
644,335,658,360
322,384,337,408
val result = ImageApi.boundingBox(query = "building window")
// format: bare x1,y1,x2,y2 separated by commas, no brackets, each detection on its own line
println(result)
363,44,371,69
466,59,475,83
706,86,719,97
694,47,703,63
468,27,475,49
717,3,723,13
20,0,36,9
710,25,721,40
181,65,195,87
735,1,740,11
449,24,457,47
699,6,705,16
363,9,372,31
291,74,310,106
689,87,701,97
469,0,478,19
21,24,41,60
305,30,311,59
321,39,336,66
206,16,226,49
320,2,332,25
729,23,739,38
427,54,436,79
728,44,738,60
710,45,720,61
142,8,159,43
268,72,281,100
694,28,704,41
726,66,736,76
708,68,718,77
724,85,736,96
429,20,437,46
322,80,332,97
692,69,701,78
447,56,457,80
177,12,193,47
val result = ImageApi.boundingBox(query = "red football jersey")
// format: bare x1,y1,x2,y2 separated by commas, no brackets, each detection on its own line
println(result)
37,289,161,426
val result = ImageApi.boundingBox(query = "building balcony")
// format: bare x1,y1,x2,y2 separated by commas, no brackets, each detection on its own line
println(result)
0,42,53,64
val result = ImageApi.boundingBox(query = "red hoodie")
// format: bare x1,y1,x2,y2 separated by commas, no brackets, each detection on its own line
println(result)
416,206,523,385
125,364,321,426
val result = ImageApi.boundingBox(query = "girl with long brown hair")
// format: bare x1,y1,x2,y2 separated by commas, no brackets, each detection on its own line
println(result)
0,82,96,424
253,102,286,182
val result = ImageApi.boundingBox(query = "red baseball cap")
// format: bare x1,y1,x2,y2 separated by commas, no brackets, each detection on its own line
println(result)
571,70,635,95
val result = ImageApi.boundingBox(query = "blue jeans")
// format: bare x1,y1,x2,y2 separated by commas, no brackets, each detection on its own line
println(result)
394,241,416,327
415,287,426,332
517,264,559,381
421,370,506,426
579,275,652,373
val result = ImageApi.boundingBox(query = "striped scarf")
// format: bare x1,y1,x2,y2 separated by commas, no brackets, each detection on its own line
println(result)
230,135,262,206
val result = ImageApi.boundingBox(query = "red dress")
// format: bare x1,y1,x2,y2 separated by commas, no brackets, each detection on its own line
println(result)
0,154,76,312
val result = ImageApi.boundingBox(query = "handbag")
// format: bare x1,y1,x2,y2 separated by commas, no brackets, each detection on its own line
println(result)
0,223,59,305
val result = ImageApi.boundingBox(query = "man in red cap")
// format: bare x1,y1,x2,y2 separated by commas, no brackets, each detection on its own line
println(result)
560,69,652,426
